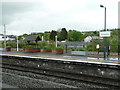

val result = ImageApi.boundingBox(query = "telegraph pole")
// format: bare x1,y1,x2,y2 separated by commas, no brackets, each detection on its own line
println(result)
4,24,6,51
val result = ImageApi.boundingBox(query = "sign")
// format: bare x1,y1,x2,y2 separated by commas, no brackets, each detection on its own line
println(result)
100,31,111,37
96,44,99,49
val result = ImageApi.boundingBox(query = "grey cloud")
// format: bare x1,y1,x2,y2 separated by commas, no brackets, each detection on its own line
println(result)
2,2,40,25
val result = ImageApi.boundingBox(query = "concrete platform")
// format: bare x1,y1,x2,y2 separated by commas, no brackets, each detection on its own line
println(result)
0,51,120,66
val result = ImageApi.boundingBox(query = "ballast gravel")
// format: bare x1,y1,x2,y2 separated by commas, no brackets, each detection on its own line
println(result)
2,68,107,88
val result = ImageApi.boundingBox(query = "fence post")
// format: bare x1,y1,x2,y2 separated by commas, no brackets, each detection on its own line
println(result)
65,44,67,53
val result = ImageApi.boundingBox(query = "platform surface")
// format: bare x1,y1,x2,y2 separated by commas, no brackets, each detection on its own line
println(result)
1,51,120,66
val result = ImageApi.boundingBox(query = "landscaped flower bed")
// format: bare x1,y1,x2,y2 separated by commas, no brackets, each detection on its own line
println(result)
55,49,64,54
6,47,11,51
55,46,64,54
24,45,41,52
24,48,41,52
43,49,52,53
42,46,52,53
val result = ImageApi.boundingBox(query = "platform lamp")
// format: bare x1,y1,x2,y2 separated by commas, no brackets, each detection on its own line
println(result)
100,4,107,60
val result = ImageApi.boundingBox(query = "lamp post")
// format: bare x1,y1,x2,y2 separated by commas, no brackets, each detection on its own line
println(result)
100,5,107,60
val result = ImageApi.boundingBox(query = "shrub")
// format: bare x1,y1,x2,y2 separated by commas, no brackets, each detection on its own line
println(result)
38,41,48,49
55,46,64,50
71,48,86,51
18,41,27,48
43,46,52,50
87,43,96,51
0,41,4,48
7,41,17,48
24,45,36,49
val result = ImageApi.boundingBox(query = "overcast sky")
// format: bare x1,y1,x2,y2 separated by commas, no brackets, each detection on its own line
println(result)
1,0,119,35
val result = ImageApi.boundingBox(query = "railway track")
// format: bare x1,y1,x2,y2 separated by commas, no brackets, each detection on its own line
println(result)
1,63,120,89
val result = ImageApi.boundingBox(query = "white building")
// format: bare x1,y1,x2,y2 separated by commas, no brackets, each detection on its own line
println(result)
0,34,15,41
84,36,99,43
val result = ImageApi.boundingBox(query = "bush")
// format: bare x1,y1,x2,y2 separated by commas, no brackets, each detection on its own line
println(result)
18,41,27,48
110,39,118,52
49,41,56,49
87,43,96,51
43,46,52,50
55,46,64,50
87,38,118,52
71,48,86,51
24,45,37,49
7,41,17,48
38,41,48,49
0,41,4,48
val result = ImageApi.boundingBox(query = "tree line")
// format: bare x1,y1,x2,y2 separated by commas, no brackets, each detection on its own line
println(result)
18,28,99,42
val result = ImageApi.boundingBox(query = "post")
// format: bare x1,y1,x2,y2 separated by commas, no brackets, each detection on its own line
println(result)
96,44,100,59
103,7,107,60
55,36,57,47
4,24,6,51
118,44,120,60
118,30,120,60
17,36,19,51
42,36,44,41
107,45,110,58
65,44,67,53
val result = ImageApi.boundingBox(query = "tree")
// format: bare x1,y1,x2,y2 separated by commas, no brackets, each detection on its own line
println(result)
60,28,68,41
44,33,50,41
50,30,57,41
68,30,83,41
18,34,29,40
83,31,99,38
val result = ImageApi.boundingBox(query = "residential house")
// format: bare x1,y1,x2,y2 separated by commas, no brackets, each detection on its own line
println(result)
84,36,99,43
0,34,16,41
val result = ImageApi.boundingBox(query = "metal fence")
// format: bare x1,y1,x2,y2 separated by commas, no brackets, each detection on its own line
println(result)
58,41,88,48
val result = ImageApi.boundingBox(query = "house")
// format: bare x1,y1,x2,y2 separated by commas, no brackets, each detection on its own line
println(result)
84,36,99,43
0,34,15,41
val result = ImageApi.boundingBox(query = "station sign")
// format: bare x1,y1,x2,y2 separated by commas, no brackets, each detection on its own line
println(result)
100,31,111,37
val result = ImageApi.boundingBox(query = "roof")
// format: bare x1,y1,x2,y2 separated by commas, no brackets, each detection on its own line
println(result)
24,35,41,41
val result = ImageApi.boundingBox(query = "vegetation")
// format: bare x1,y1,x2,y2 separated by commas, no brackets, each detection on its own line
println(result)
0,41,4,48
70,48,86,51
2,28,119,52
50,30,57,41
43,46,52,50
87,29,119,52
59,28,68,41
55,46,64,50
68,30,84,41
38,41,48,49
24,45,37,49
6,41,17,48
